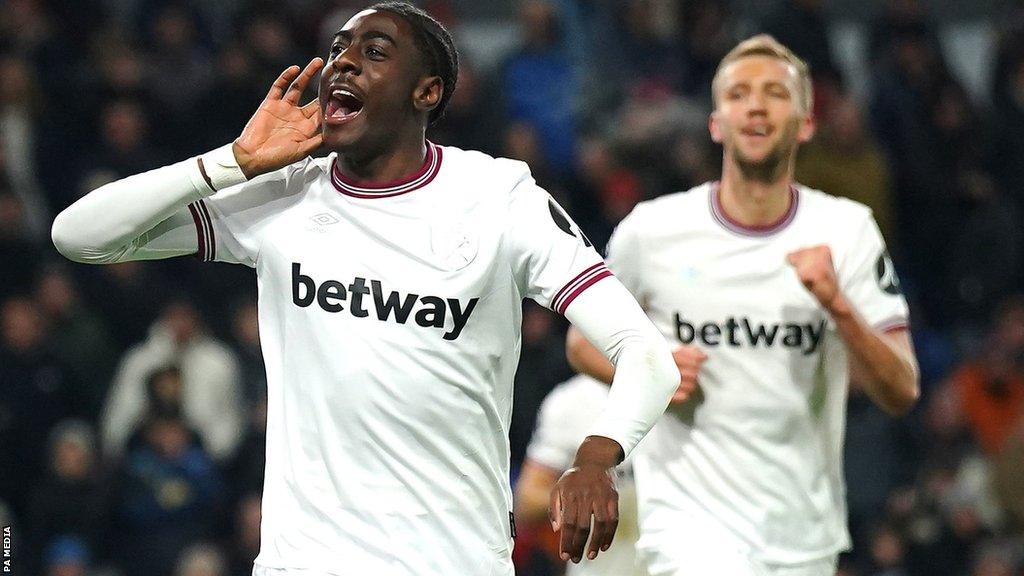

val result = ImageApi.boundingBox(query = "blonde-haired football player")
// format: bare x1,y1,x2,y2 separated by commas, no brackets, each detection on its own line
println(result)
567,34,919,576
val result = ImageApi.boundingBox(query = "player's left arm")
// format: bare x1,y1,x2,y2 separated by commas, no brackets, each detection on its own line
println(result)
551,280,678,563
786,245,920,416
505,173,677,564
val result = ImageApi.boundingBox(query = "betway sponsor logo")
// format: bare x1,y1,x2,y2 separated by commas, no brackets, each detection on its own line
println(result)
674,312,825,356
292,263,478,340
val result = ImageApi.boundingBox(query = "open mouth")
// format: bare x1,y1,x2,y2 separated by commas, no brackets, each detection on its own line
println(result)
741,125,772,137
325,89,364,122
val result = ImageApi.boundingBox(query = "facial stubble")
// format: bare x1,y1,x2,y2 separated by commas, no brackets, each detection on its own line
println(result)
732,116,802,184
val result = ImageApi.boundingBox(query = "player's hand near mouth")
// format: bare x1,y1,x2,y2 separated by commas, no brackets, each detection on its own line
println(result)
231,58,325,180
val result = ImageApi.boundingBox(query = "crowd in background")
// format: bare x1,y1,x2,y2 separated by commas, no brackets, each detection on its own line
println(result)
4,0,1024,574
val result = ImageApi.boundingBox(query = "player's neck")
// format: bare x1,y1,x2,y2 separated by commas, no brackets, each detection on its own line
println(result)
718,163,794,227
336,131,428,184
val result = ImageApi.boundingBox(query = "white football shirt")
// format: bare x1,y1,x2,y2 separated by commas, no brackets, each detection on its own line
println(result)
607,182,909,566
188,143,611,575
526,374,647,576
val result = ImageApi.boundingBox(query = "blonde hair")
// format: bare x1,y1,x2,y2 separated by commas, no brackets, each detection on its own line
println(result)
711,34,813,114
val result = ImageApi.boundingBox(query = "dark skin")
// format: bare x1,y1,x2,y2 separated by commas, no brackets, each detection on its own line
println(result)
227,7,623,564
231,9,441,182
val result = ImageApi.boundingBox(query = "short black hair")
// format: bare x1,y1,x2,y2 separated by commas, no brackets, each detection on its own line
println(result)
368,1,458,125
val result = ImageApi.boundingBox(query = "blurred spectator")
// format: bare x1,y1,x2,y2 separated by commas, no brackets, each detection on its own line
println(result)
950,297,1024,455
945,173,1023,330
613,0,686,98
796,95,895,243
663,130,719,196
192,42,264,151
86,32,153,107
501,0,579,175
240,11,303,85
0,191,44,299
991,16,1024,226
28,420,109,573
225,398,267,502
896,433,997,576
43,535,96,576
174,543,227,576
968,542,1020,576
144,4,215,156
427,61,503,156
229,297,265,406
613,82,707,169
0,0,77,92
0,297,75,520
111,403,224,576
993,418,1024,532
919,379,974,473
869,23,963,326
575,135,644,242
78,99,166,196
677,0,734,100
762,0,840,85
35,265,118,416
502,121,561,194
868,0,937,65
508,302,572,468
78,260,174,348
0,55,51,238
102,301,243,462
864,522,910,576
71,32,157,196
227,494,261,576
845,382,916,554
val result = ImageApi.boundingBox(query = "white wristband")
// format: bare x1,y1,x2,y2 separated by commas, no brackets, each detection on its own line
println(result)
197,144,248,195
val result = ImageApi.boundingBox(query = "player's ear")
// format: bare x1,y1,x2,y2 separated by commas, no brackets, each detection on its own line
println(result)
414,75,442,115
709,112,723,144
797,112,816,143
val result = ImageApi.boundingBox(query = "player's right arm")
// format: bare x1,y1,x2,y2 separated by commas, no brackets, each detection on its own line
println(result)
568,330,705,404
565,211,704,403
516,461,563,523
51,59,324,264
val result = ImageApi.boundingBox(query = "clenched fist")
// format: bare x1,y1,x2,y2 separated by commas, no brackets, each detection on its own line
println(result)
671,345,706,404
786,245,849,315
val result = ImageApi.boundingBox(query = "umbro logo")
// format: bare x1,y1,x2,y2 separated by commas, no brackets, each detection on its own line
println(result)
311,213,339,226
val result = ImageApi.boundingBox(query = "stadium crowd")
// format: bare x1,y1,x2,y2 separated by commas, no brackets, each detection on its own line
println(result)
2,0,1024,574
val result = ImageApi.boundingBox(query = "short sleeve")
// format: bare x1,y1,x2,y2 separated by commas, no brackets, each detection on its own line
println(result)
838,208,910,331
604,208,646,300
187,161,312,267
525,379,607,471
505,169,610,314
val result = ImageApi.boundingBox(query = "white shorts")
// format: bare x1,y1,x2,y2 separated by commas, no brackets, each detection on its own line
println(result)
636,509,837,576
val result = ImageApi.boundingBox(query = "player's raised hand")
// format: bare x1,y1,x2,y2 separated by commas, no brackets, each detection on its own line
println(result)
671,345,706,404
786,245,845,313
232,58,325,179
550,436,621,564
